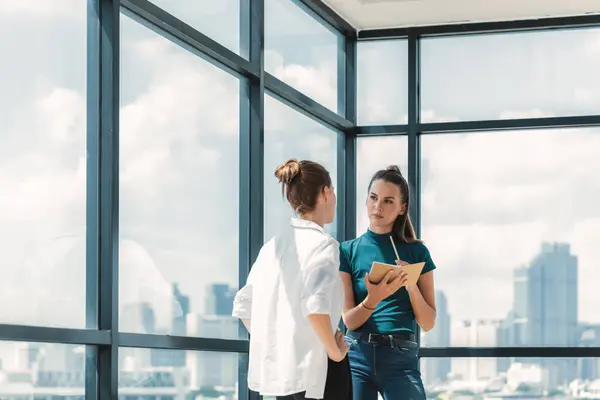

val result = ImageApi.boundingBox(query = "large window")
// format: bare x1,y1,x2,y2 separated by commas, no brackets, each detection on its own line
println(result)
421,28,600,122
4,0,600,398
421,128,600,348
119,15,241,338
0,342,85,398
148,0,241,56
421,357,600,398
357,40,408,126
355,136,408,236
119,348,240,399
265,0,340,113
0,0,86,328
263,95,340,241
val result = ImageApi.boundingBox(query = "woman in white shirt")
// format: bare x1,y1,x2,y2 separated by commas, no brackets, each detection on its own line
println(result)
232,158,351,400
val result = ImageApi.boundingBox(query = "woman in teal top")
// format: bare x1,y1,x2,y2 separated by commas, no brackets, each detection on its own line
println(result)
339,165,437,400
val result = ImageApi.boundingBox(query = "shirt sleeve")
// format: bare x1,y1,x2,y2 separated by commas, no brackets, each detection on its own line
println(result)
232,246,263,320
339,242,352,274
232,283,253,320
420,244,437,275
301,239,340,317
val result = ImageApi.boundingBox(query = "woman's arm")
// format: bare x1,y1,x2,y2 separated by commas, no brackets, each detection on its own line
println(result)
307,314,347,362
406,271,436,331
340,270,406,331
302,241,348,361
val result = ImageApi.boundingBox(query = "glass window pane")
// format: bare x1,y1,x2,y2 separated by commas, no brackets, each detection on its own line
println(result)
355,137,408,236
120,16,240,339
421,128,600,347
148,0,241,56
0,1,86,327
422,357,600,397
358,40,408,126
0,341,85,398
421,28,600,122
264,95,339,241
119,348,240,399
265,0,339,113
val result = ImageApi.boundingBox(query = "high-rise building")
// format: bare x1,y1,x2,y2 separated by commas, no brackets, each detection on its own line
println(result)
205,283,236,316
451,319,502,381
423,291,451,385
152,283,191,367
172,283,190,335
508,242,579,386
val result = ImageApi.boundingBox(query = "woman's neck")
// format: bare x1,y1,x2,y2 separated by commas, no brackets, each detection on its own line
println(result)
368,224,393,235
299,212,326,228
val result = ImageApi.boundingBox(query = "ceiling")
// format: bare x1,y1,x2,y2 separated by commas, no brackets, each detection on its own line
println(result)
321,0,600,31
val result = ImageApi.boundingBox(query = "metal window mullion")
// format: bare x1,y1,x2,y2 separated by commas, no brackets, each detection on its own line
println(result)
88,0,120,399
240,0,264,398
337,29,357,243
407,32,423,366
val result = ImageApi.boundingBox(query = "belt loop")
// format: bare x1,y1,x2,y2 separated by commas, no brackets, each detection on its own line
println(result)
389,335,396,348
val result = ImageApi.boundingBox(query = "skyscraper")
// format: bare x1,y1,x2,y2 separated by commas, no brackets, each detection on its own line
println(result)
205,283,236,316
423,291,451,385
512,242,578,347
509,242,579,386
151,283,190,367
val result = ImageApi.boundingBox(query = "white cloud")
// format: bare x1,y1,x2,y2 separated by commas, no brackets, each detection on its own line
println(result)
2,0,599,352
0,0,80,19
36,88,85,145
266,49,337,113
498,108,554,119
419,128,600,324
0,86,86,325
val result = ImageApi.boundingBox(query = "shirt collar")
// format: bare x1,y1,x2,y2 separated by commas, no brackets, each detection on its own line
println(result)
290,217,325,233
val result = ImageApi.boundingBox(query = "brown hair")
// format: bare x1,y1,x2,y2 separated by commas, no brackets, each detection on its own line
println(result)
368,165,419,244
274,158,332,215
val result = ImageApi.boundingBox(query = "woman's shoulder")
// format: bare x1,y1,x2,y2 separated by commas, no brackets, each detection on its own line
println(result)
402,240,431,256
340,235,363,255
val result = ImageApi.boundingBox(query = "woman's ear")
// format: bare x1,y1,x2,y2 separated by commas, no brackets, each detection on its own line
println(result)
322,186,330,202
399,203,407,216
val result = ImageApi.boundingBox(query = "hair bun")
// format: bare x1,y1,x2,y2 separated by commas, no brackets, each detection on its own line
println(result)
274,158,301,184
385,165,402,174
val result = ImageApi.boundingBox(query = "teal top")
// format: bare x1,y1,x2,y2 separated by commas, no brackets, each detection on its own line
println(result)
339,229,437,334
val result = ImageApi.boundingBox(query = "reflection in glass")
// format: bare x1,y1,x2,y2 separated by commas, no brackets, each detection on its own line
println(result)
357,40,408,126
265,0,339,112
421,357,600,399
0,341,85,399
119,16,241,339
0,0,86,327
119,348,241,399
149,0,241,56
263,95,339,241
355,136,408,237
421,28,600,122
421,128,600,348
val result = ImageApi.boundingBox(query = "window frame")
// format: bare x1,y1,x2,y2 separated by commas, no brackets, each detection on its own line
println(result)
2,2,600,400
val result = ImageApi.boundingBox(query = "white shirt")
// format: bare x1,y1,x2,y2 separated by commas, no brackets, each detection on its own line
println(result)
232,217,344,399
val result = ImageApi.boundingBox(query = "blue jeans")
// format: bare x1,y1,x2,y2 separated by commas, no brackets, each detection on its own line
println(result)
345,336,425,400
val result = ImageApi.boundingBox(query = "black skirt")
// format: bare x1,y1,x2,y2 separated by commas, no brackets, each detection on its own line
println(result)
276,356,353,400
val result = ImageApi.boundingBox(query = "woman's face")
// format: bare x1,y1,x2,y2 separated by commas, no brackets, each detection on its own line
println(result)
366,179,406,228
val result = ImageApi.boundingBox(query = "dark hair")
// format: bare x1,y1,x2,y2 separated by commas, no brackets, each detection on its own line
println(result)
274,158,332,215
367,165,419,244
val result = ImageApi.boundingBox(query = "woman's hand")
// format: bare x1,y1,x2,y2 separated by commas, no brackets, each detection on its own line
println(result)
328,330,349,362
363,268,408,308
396,259,419,293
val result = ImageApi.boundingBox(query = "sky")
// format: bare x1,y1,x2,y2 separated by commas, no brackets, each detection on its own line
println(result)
0,0,599,355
